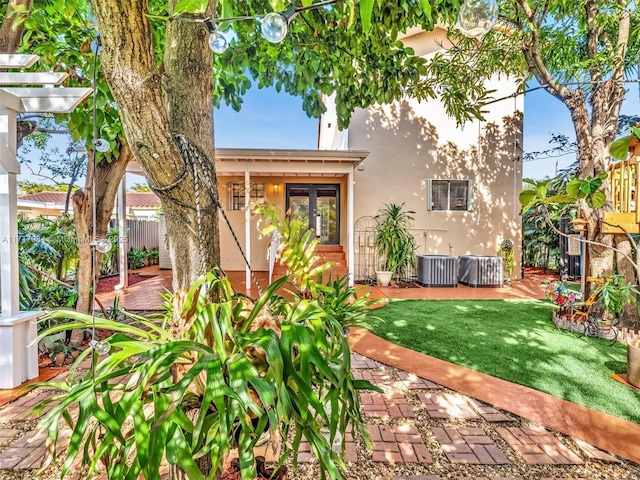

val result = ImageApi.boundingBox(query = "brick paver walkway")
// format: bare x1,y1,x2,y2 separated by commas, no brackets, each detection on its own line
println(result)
367,424,432,464
418,392,479,420
496,427,584,465
0,348,638,478
432,427,509,465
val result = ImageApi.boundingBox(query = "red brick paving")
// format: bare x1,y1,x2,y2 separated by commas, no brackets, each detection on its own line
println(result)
367,425,432,464
360,392,416,419
396,371,443,390
352,368,397,389
351,352,384,369
376,476,439,480
432,427,509,465
467,398,514,422
496,427,584,465
297,429,356,464
573,438,620,463
417,392,479,420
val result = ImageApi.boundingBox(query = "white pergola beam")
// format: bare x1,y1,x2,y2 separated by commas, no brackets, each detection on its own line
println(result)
0,54,39,69
0,87,92,113
0,72,69,86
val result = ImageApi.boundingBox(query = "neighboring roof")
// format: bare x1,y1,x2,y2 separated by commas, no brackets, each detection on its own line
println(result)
18,191,160,209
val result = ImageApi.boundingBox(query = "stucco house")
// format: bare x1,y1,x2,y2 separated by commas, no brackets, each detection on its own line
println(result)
149,26,522,285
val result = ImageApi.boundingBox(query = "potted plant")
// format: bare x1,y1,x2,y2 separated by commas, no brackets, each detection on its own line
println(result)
593,274,638,322
374,203,418,286
591,274,640,387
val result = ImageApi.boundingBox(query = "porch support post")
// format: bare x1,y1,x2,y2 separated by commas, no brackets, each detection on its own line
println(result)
115,176,128,290
0,107,19,316
347,171,355,286
244,171,251,292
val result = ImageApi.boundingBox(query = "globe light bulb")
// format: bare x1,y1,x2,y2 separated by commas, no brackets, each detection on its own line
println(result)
457,0,499,38
261,12,288,43
208,30,228,54
94,238,112,253
92,137,110,153
90,339,111,355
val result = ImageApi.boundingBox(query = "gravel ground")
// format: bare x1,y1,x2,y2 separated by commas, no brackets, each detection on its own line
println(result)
2,361,640,480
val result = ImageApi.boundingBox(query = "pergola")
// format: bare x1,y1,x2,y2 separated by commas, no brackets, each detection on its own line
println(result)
0,54,91,389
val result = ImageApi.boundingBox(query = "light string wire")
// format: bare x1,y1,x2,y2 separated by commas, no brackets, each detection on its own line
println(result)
90,36,101,366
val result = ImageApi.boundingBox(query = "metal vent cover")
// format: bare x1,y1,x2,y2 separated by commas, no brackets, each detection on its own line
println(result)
458,255,503,287
417,255,458,287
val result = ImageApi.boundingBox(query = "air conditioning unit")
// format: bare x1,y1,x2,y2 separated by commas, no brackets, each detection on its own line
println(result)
417,255,458,287
458,255,503,287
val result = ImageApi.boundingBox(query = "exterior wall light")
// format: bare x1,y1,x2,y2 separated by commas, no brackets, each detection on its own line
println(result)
457,0,499,38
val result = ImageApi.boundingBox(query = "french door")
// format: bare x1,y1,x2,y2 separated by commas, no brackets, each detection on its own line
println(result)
286,184,340,244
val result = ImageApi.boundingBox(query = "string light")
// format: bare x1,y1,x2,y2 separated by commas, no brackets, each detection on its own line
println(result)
89,339,111,355
92,137,110,153
196,0,342,53
457,0,499,38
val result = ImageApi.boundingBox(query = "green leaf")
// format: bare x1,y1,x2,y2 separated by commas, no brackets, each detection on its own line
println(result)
360,0,374,32
610,136,632,160
419,0,432,20
173,0,208,15
586,190,606,208
518,190,537,208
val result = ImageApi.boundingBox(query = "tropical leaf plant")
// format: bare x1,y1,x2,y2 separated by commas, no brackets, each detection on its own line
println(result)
315,274,383,331
374,203,418,280
258,204,333,298
29,270,376,480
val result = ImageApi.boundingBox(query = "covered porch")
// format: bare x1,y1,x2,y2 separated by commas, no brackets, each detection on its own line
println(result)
117,148,368,291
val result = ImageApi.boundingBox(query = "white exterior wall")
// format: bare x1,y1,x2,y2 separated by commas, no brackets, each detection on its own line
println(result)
322,28,524,278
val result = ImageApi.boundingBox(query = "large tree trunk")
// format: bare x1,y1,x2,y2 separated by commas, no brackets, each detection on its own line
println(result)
90,2,222,476
614,234,640,330
70,147,131,345
0,0,31,54
90,0,221,317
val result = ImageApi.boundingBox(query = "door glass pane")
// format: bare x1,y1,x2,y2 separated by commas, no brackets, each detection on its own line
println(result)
288,185,310,229
316,186,338,243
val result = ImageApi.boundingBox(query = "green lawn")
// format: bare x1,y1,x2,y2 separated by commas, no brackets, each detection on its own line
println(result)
368,299,640,424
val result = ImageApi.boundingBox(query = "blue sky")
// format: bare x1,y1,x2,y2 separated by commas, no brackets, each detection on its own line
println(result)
18,79,640,185
212,81,640,180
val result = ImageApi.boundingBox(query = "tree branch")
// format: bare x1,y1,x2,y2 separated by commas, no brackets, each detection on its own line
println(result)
515,0,569,100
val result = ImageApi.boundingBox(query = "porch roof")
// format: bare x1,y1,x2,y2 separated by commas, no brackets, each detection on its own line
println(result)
127,148,369,176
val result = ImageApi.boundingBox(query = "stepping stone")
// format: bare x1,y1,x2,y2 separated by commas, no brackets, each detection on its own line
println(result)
396,371,443,390
496,427,584,465
432,427,509,465
467,398,514,422
455,477,520,480
0,429,20,444
360,392,416,419
351,353,384,369
352,368,396,389
367,425,432,464
297,429,356,463
573,438,620,463
417,392,479,420
0,428,71,469
376,476,439,480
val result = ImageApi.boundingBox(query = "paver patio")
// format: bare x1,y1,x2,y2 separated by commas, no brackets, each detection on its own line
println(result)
1,269,639,478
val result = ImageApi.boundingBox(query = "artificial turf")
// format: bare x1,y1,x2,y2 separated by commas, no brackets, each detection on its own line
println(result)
368,299,640,424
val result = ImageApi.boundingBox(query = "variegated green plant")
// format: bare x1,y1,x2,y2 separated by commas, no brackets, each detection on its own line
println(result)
258,204,332,298
29,271,376,480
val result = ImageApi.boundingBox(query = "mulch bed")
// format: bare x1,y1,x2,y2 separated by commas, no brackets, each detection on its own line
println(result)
96,273,153,293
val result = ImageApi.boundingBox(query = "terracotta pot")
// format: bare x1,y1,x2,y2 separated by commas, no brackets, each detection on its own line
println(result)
627,340,640,387
53,353,66,367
